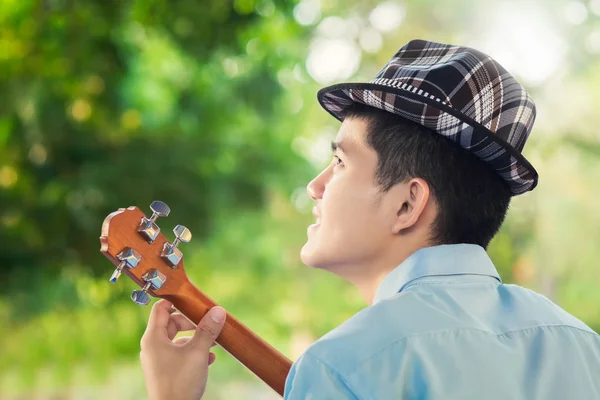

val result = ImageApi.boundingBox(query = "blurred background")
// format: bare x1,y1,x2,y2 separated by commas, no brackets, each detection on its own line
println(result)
1,0,599,398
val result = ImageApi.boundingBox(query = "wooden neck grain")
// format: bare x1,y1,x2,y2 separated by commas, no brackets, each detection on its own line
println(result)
166,281,292,396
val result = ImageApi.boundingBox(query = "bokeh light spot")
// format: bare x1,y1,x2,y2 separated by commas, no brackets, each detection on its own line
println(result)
28,144,47,165
294,0,321,26
564,1,588,25
306,38,361,84
85,75,105,95
0,166,18,188
369,1,405,33
70,99,92,122
121,109,141,130
359,27,383,53
586,29,600,53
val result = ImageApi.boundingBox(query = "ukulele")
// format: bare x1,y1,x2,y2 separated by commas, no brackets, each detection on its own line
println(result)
100,200,292,396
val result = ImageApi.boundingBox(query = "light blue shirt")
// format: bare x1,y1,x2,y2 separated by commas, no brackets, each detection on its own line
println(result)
284,244,600,399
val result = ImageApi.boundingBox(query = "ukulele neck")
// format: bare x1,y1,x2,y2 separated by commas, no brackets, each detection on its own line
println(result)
167,280,292,396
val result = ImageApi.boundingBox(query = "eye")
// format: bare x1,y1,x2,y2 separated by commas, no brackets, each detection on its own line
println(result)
333,155,343,167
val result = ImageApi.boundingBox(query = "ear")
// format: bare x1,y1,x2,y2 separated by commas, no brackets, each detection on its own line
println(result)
391,178,431,234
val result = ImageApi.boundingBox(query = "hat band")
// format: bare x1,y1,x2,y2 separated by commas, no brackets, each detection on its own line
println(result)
370,77,451,107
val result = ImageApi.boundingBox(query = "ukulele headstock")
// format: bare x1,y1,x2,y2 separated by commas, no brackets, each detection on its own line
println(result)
99,201,192,305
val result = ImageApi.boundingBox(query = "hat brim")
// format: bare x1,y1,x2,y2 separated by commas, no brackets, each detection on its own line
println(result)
317,82,539,196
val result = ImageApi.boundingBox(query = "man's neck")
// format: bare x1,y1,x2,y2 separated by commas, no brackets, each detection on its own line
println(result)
348,242,428,306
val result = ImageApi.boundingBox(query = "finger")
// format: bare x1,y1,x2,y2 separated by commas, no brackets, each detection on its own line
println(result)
211,341,218,348
188,307,227,351
208,352,216,366
146,299,173,336
167,314,197,340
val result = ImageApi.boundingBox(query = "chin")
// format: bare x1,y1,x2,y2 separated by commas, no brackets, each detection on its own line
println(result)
300,240,336,270
300,239,324,267
299,242,319,268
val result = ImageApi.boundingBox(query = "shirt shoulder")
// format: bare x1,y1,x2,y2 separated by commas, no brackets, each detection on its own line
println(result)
305,282,599,376
303,290,453,375
284,348,359,399
288,282,600,399
501,283,597,333
284,294,422,399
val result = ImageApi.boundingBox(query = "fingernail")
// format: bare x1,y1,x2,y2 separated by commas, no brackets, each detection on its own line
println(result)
209,307,226,323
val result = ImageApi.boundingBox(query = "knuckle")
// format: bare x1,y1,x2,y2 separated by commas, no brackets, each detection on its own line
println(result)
140,334,151,351
198,323,219,339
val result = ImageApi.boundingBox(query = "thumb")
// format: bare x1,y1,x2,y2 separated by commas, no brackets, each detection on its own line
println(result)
189,306,226,350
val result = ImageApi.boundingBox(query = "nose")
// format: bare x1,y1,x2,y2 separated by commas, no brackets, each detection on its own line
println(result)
306,167,330,201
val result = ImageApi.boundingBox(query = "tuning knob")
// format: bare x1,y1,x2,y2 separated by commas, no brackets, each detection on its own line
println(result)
138,200,171,243
161,225,191,268
110,248,142,283
131,269,167,306
131,283,152,306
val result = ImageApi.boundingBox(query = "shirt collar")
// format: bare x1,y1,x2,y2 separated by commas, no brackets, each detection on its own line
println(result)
373,243,501,304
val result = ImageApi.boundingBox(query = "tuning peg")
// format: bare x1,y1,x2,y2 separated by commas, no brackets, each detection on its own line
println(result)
131,269,167,306
131,283,152,306
138,201,171,243
149,200,170,218
172,225,192,247
161,224,191,268
109,248,142,283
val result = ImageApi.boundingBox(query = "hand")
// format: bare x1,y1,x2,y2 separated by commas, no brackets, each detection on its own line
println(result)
139,299,227,400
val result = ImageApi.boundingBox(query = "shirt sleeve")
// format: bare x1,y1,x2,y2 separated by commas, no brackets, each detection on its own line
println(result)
284,351,359,400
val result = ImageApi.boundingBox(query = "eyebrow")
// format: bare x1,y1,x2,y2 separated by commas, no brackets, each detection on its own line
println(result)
331,140,346,154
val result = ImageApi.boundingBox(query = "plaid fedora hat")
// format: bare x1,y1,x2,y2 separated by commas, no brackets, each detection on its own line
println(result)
317,39,538,195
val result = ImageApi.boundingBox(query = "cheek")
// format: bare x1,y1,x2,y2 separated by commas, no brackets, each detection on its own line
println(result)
323,179,385,237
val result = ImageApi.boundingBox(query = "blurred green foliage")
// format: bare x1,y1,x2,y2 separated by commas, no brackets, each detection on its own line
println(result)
1,0,600,398
0,0,311,309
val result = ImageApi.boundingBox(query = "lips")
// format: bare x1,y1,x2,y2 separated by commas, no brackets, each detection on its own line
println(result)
309,206,321,230
312,206,321,226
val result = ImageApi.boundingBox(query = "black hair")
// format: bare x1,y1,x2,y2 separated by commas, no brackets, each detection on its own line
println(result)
341,102,511,250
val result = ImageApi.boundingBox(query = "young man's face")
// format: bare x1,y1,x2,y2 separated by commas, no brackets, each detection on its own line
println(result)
300,117,398,276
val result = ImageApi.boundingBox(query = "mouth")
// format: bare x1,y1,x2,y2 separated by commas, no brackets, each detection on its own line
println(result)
309,207,321,230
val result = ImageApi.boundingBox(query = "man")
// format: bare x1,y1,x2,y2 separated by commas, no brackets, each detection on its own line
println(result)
139,40,600,399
